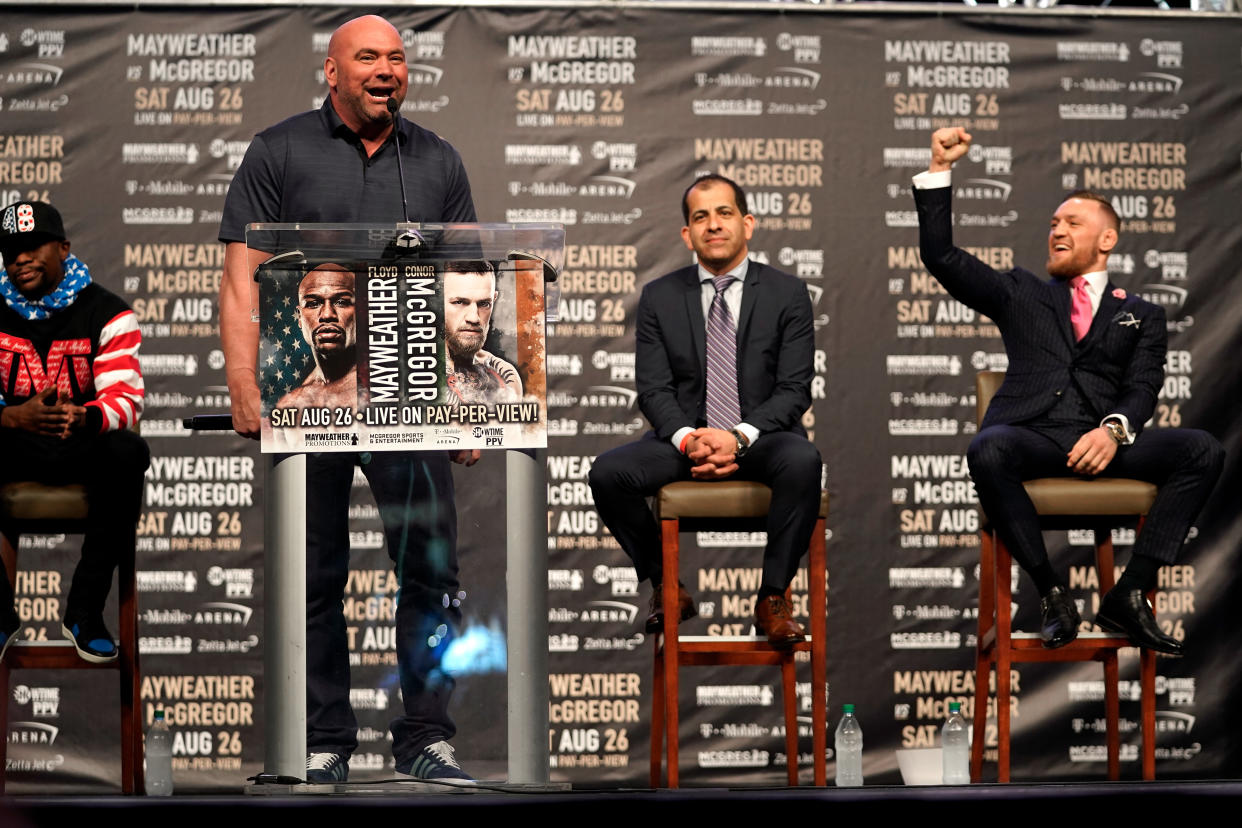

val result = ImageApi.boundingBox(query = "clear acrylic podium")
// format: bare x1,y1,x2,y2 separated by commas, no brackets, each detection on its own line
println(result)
245,222,563,785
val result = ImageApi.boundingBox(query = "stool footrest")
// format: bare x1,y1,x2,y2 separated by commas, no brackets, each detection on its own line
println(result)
5,641,122,670
672,635,816,645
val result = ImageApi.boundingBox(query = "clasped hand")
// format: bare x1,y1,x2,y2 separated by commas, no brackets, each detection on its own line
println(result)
684,427,740,480
2,386,86,439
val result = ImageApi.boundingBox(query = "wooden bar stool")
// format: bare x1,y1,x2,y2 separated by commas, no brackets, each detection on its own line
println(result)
972,370,1157,783
649,480,828,788
0,480,143,794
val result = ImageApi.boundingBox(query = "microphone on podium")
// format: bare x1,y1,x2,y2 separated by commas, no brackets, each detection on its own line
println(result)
386,96,421,252
386,96,411,226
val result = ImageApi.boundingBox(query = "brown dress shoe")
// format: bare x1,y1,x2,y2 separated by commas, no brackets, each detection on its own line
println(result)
644,583,697,633
754,595,806,649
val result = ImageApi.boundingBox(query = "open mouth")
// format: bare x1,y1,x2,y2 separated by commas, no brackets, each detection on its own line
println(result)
365,86,396,105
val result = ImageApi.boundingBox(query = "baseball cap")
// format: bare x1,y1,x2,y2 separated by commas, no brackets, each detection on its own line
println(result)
0,201,67,260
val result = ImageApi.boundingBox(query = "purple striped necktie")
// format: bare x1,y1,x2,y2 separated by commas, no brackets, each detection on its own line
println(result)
705,274,741,429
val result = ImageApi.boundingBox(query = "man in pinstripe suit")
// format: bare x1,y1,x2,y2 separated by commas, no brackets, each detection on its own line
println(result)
913,127,1222,656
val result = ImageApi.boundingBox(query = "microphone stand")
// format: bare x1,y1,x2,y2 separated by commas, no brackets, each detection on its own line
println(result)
386,96,421,251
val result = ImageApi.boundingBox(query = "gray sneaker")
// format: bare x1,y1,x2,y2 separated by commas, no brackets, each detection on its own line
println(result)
305,751,348,783
398,740,475,784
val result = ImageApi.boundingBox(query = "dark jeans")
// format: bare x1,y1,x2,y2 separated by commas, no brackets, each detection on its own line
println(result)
299,450,460,767
0,428,150,618
967,424,1225,572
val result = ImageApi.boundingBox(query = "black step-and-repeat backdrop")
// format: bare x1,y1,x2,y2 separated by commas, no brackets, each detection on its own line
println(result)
1,3,1239,791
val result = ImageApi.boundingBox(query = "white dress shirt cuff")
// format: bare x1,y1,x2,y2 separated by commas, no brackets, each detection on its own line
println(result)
912,169,952,190
735,422,759,448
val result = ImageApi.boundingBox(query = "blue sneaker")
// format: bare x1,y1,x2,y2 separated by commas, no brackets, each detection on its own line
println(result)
305,752,348,783
61,615,118,663
0,613,21,663
398,741,474,784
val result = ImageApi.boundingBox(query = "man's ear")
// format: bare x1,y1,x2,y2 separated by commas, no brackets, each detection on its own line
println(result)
680,225,693,251
1098,227,1117,256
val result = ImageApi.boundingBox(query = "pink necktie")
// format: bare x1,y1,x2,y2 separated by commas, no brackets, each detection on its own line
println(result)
1069,276,1092,341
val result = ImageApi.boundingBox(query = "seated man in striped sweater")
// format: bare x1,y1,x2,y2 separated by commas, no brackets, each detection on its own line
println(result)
0,200,148,663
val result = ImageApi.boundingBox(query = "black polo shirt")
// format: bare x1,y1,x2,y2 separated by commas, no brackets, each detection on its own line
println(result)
218,99,476,243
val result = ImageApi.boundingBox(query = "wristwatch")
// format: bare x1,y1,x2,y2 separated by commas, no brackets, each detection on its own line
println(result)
1102,419,1127,445
729,428,750,458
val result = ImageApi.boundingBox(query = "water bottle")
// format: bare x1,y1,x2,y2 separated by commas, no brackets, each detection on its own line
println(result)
145,709,174,796
941,701,970,785
834,703,863,786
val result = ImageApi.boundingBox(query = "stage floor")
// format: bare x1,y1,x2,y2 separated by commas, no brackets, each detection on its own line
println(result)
6,779,1242,825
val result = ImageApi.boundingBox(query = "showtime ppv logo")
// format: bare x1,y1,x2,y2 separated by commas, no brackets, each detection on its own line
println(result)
592,565,638,596
13,686,59,718
777,32,821,63
591,141,636,172
206,566,253,598
19,28,65,58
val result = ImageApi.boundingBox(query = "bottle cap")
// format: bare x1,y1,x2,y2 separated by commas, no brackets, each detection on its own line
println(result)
154,709,165,720
842,703,855,714
948,701,961,713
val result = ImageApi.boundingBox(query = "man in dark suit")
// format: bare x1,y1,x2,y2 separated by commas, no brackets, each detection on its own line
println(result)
589,174,822,648
915,127,1223,655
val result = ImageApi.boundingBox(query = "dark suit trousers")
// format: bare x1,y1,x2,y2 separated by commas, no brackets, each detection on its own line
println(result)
968,425,1224,572
299,450,461,766
589,432,822,592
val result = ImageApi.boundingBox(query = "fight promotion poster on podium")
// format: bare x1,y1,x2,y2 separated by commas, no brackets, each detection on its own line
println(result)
248,223,562,453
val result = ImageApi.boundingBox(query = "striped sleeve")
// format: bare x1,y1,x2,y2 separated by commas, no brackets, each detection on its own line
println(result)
86,309,144,432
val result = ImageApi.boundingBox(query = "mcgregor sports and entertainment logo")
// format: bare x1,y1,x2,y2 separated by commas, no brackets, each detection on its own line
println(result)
692,99,763,117
890,631,962,650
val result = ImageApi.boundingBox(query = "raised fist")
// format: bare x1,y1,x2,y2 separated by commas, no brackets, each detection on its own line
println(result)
930,127,972,172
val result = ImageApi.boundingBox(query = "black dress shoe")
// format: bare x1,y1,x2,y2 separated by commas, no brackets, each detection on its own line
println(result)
644,583,697,633
1039,585,1081,649
1096,588,1183,657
